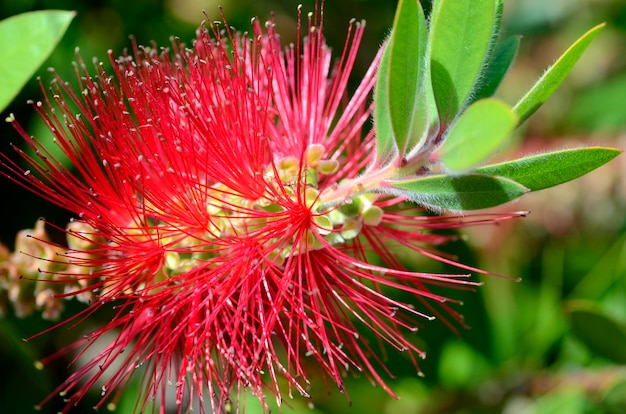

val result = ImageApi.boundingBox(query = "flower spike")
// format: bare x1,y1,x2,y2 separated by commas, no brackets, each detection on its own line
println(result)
0,1,618,413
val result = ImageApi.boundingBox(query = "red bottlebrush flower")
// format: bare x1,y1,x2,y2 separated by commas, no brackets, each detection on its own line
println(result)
1,5,525,414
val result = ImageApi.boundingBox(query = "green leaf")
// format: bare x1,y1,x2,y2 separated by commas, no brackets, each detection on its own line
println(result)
477,147,621,191
408,63,440,159
566,300,626,364
0,10,75,113
473,35,520,100
438,341,492,387
387,0,427,156
389,174,528,211
429,0,498,123
439,98,518,172
534,388,589,414
513,23,605,124
374,40,396,164
602,378,626,414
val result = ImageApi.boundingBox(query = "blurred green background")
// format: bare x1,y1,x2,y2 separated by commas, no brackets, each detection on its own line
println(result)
1,0,625,413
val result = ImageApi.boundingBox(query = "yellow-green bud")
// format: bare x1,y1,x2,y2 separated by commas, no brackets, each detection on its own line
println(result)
277,156,299,171
317,159,339,175
304,144,325,166
340,219,362,240
339,197,362,218
312,215,333,235
305,188,320,208
362,205,384,227
66,221,104,250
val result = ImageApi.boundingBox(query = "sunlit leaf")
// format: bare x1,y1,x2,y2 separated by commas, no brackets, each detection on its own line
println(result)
389,174,528,210
387,0,427,156
439,99,518,172
374,40,396,164
429,0,499,123
0,10,75,113
477,147,621,191
513,23,605,124
407,63,440,159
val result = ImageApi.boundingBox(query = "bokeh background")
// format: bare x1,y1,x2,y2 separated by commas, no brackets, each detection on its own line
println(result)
1,0,625,413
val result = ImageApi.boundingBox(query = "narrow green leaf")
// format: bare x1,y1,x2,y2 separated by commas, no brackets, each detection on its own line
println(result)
439,99,518,172
374,40,396,164
513,23,605,124
407,63,440,159
389,174,528,211
477,147,622,191
566,300,626,364
387,0,427,155
0,10,75,113
429,0,498,123
406,0,440,160
473,35,520,100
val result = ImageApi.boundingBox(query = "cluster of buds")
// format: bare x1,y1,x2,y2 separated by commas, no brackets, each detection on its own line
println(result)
0,220,100,320
122,141,388,287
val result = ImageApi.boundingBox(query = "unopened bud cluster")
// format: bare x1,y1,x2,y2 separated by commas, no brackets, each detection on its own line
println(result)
161,144,384,276
0,220,101,320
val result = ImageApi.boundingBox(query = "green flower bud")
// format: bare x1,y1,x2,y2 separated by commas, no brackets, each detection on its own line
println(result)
362,205,384,226
339,197,363,218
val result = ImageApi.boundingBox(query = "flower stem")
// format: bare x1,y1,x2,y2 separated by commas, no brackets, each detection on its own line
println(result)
319,164,397,207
